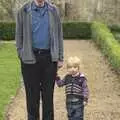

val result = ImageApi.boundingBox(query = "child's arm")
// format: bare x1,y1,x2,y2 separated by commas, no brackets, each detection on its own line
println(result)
81,77,89,103
55,75,66,87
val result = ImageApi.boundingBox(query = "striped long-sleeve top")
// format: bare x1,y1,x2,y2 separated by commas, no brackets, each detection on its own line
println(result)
56,73,89,102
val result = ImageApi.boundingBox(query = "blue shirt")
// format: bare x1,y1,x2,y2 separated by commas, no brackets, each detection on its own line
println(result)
31,2,50,49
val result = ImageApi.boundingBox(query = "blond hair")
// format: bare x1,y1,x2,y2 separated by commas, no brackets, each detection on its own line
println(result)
67,56,80,68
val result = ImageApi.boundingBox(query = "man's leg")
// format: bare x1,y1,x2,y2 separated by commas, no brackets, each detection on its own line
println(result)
41,60,57,120
21,62,41,120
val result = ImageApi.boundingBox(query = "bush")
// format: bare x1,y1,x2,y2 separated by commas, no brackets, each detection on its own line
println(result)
109,24,120,43
0,21,92,40
111,32,120,43
0,22,15,40
91,21,120,73
109,24,120,33
63,22,91,39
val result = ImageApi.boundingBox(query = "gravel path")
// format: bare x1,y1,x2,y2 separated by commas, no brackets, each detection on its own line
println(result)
6,40,120,120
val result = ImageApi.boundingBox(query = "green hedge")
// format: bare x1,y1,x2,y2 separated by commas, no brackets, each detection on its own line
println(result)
111,32,120,43
91,21,120,72
63,22,91,39
109,24,120,33
0,22,91,40
0,22,15,40
108,24,120,43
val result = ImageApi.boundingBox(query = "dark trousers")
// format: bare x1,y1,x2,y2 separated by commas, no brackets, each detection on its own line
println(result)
66,99,84,120
21,52,57,120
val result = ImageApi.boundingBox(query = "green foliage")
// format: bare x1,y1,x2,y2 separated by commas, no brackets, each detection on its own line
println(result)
108,24,120,43
0,22,15,40
91,21,120,72
109,24,120,33
0,21,92,40
63,22,91,39
111,32,120,43
0,43,20,119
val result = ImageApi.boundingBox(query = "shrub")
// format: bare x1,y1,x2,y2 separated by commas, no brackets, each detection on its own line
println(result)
109,24,120,33
109,24,120,43
0,22,15,40
63,22,91,39
0,21,92,40
91,21,120,73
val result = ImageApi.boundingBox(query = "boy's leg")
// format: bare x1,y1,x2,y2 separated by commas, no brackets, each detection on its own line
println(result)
66,101,84,120
66,102,74,120
73,103,84,120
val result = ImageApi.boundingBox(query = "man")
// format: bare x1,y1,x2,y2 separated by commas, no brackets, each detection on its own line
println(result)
15,0,64,120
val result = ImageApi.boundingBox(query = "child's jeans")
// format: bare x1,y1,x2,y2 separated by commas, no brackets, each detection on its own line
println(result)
66,98,84,120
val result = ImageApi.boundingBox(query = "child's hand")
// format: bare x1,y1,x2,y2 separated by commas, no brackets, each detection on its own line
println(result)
57,61,63,69
83,101,88,106
55,76,60,81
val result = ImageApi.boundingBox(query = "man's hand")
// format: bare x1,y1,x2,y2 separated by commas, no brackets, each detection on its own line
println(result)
57,61,63,69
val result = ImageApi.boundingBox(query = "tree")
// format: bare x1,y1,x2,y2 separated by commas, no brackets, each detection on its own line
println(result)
0,0,29,21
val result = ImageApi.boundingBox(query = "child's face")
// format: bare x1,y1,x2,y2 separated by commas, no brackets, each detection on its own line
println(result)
67,65,79,76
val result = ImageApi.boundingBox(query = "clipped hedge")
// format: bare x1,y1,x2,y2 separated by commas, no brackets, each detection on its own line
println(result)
111,32,120,43
0,22,15,40
109,24,120,33
108,24,120,43
0,21,91,40
91,21,120,72
63,22,91,39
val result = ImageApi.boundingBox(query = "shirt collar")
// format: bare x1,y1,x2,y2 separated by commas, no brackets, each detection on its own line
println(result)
31,1,48,16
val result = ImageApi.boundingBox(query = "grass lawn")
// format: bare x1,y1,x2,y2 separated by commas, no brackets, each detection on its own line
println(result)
0,42,20,119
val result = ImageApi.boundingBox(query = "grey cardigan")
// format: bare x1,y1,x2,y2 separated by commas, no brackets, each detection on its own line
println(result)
15,1,63,64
